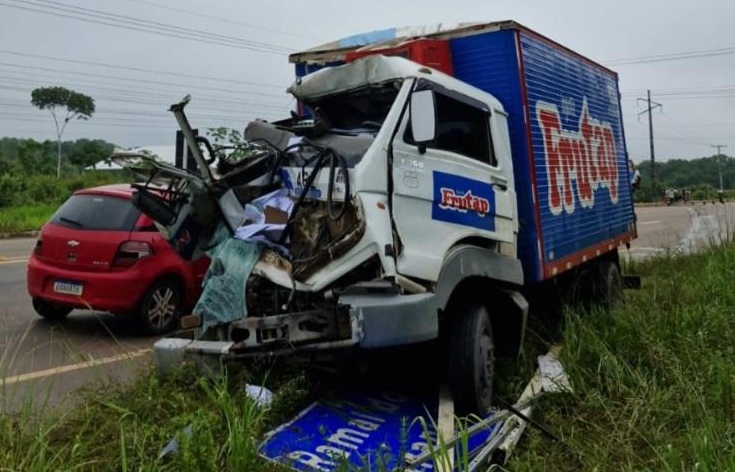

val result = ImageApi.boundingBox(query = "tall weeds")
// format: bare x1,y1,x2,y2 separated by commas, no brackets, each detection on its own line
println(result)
511,244,735,471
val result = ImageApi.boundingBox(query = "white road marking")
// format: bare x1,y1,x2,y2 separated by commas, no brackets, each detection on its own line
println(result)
637,220,663,226
1,348,152,385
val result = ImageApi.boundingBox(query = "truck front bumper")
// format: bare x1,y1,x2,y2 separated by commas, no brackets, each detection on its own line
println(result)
154,290,440,372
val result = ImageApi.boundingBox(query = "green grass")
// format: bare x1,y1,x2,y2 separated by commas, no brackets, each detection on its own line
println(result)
508,246,735,471
0,203,56,233
3,245,735,471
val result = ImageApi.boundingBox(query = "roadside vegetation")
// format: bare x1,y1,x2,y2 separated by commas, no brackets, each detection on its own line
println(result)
511,244,735,470
2,241,735,470
0,172,126,233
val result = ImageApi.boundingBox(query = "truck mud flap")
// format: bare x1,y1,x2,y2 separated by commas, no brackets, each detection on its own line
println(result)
623,275,641,289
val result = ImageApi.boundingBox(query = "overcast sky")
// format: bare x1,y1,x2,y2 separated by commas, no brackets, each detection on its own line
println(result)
1,0,734,163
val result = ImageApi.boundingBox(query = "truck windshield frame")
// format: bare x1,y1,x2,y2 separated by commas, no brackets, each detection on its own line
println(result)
304,81,403,134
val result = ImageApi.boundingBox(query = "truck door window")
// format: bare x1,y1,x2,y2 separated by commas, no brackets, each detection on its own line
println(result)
405,91,496,166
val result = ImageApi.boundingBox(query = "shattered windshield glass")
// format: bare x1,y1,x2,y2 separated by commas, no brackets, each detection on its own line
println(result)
304,81,402,134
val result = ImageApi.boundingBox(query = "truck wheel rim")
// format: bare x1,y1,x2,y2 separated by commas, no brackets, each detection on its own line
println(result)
481,328,493,388
148,286,176,329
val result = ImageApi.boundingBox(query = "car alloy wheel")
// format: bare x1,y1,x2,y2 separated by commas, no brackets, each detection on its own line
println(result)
138,279,181,335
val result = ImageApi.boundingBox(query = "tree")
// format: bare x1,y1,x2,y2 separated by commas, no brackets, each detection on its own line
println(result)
31,86,95,178
66,139,115,170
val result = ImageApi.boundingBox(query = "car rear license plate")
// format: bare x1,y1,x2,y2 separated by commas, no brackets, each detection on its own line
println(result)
53,280,83,296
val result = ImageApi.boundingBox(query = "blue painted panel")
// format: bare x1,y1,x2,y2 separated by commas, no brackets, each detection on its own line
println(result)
519,32,635,265
295,61,344,78
432,171,496,232
449,30,543,281
450,29,634,281
258,389,499,471
338,28,397,48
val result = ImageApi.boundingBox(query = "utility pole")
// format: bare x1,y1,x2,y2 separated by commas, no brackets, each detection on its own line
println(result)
638,90,662,201
712,144,727,202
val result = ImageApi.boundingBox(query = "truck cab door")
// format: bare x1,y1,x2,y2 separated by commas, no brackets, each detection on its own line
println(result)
390,86,516,281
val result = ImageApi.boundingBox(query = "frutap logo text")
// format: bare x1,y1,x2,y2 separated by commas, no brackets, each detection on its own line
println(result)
439,188,490,216
536,99,619,215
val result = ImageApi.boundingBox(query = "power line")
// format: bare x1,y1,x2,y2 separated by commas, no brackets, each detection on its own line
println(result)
606,45,735,66
0,101,285,122
656,112,710,146
0,0,293,54
5,0,293,53
111,0,316,41
0,116,175,129
0,49,286,90
35,0,296,51
0,76,293,114
0,61,289,101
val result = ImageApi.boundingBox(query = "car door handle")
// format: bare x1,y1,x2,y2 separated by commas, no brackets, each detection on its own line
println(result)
490,176,508,191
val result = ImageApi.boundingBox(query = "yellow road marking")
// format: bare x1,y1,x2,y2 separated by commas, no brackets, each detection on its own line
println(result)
0,256,29,265
1,348,152,385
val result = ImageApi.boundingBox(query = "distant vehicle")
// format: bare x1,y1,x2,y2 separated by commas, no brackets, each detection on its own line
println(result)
26,184,209,334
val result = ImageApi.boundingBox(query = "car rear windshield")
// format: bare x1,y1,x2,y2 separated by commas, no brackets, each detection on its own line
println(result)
50,194,139,231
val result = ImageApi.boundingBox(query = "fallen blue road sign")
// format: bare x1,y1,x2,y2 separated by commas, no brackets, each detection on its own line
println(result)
258,389,500,471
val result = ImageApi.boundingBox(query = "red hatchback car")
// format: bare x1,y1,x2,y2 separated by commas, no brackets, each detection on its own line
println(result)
26,184,209,334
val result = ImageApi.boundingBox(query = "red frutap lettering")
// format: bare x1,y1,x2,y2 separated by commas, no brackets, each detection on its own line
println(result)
536,99,619,216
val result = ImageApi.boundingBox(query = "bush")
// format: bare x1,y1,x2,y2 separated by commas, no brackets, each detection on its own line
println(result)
0,173,23,207
0,172,127,208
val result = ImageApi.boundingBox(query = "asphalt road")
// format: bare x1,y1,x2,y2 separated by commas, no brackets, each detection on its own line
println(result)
627,201,735,260
0,237,152,412
1,202,733,412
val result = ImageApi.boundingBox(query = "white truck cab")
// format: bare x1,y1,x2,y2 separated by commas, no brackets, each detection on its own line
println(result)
127,55,529,415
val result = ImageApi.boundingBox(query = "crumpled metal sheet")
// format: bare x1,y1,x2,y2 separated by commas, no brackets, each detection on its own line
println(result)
287,55,417,100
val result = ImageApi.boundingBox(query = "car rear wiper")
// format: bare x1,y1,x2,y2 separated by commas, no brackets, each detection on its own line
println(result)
59,216,84,228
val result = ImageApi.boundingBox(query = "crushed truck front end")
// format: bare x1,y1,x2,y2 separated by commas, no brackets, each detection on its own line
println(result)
136,58,457,360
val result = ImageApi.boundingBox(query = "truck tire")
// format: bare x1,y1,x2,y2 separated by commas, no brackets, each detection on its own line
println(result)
597,261,624,312
566,267,596,312
448,303,494,415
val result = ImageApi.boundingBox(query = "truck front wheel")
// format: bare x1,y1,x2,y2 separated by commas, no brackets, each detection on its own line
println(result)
448,303,494,415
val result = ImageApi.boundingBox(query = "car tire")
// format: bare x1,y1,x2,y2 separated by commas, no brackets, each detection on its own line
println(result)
32,297,72,321
137,278,181,335
448,303,495,416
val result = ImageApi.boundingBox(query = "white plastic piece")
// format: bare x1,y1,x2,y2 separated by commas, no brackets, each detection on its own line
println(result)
537,353,573,393
245,384,274,408
154,338,193,377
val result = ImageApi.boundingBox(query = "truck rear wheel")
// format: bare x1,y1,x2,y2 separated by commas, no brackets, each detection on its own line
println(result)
448,303,494,415
597,261,624,312
566,267,596,312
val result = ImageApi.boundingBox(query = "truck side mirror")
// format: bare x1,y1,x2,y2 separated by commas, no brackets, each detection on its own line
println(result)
410,89,436,149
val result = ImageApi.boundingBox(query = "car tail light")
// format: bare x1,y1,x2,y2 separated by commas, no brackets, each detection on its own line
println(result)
33,235,43,256
113,241,153,268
